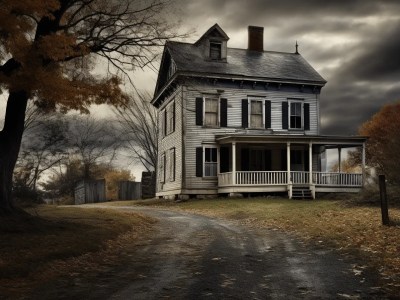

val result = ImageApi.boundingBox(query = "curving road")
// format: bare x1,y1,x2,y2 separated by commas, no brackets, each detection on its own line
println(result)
34,206,386,299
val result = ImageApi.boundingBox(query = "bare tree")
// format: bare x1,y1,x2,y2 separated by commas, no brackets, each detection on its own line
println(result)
67,115,121,179
113,92,158,171
0,0,183,213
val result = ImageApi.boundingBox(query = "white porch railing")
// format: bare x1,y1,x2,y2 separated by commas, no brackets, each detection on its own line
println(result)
218,171,363,187
312,172,363,186
290,171,309,185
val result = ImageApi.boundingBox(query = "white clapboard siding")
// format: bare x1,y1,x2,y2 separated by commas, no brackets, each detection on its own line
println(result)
156,87,183,194
182,84,320,191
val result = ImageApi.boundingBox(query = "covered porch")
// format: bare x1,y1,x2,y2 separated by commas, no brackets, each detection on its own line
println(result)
216,134,366,199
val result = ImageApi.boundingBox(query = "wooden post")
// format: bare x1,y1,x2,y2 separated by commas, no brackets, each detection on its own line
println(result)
232,142,236,185
379,174,390,226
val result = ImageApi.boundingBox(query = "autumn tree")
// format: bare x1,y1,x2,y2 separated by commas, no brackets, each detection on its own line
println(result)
113,92,158,171
359,101,400,185
0,0,180,214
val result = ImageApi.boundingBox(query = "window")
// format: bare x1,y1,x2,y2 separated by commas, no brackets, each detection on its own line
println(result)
204,97,219,126
250,100,263,128
169,148,175,182
210,42,222,60
204,147,217,177
167,101,175,134
290,102,303,129
159,153,165,183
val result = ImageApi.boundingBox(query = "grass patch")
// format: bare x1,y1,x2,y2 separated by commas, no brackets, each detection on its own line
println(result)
116,197,400,294
0,205,155,299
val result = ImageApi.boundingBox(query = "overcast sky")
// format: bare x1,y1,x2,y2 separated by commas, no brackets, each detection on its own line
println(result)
136,0,400,135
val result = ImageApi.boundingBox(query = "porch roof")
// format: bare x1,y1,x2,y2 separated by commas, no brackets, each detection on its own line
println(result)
215,133,367,148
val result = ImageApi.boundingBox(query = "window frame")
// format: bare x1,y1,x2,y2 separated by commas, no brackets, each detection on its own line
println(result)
248,97,265,129
169,147,175,182
166,100,175,135
159,152,166,183
288,100,304,130
203,96,220,127
203,145,218,177
209,41,222,60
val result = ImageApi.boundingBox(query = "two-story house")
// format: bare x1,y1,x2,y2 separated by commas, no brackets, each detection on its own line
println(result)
151,24,366,200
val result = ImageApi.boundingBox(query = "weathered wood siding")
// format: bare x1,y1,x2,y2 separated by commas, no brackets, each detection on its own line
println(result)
74,179,106,204
118,181,141,200
182,83,320,192
156,87,183,195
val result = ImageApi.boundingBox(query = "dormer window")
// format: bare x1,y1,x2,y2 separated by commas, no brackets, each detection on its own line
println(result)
210,42,222,60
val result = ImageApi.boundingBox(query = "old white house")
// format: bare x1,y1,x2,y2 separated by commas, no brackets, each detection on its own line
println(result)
151,24,366,200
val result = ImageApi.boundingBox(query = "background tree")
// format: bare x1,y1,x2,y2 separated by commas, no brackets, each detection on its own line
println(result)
0,0,180,213
359,101,400,185
67,115,121,179
14,116,68,199
113,92,158,171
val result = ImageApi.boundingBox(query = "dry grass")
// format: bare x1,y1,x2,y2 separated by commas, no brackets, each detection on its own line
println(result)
0,205,155,299
119,197,400,293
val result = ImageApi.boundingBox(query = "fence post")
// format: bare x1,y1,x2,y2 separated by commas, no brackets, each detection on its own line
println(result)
379,174,390,226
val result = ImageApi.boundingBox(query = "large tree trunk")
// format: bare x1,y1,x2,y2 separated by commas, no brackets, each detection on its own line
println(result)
0,91,28,215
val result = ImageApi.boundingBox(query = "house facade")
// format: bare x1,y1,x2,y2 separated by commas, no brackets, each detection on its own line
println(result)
151,24,366,200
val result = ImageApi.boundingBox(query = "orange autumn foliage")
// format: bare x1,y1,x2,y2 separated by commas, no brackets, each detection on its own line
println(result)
359,101,400,184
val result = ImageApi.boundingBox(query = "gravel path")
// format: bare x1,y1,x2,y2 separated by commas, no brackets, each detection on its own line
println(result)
32,206,385,299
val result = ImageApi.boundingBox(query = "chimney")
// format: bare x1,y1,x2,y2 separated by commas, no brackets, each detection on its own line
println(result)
248,26,264,52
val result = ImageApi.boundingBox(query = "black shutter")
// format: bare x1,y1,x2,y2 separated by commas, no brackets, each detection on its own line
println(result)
282,102,288,130
220,98,228,127
304,103,310,130
265,100,271,129
195,147,203,177
195,97,203,126
163,110,167,136
242,99,248,128
172,101,176,132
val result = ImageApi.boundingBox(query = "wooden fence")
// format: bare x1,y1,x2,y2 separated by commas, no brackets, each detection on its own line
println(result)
118,181,141,200
74,179,106,205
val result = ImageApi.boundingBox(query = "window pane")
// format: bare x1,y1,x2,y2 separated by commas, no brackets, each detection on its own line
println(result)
205,98,218,112
210,43,221,59
251,101,262,114
251,115,262,128
290,102,302,128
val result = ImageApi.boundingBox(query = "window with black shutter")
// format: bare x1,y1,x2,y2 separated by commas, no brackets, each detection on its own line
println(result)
195,97,203,126
265,100,271,129
282,102,288,130
195,147,203,177
220,98,228,127
242,99,248,128
304,103,310,130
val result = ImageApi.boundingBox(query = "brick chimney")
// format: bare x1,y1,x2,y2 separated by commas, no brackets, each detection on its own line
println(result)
248,26,264,52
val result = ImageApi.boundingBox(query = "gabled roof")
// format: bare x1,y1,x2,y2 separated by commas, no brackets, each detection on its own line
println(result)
194,23,229,45
166,41,326,84
153,25,327,105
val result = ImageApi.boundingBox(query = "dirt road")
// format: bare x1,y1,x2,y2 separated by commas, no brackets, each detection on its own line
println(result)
32,206,385,299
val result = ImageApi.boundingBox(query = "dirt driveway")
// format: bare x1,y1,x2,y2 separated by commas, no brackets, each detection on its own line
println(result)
32,206,385,299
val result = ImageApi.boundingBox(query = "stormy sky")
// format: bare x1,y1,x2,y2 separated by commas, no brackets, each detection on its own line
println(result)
147,0,400,135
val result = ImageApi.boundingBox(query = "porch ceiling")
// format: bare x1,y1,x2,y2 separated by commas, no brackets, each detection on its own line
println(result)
215,133,366,147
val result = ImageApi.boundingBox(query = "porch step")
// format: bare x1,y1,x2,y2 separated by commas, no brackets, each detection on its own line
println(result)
291,186,313,200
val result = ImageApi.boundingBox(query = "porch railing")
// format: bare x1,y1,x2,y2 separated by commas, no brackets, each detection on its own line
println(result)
218,171,363,187
290,171,309,185
312,172,363,186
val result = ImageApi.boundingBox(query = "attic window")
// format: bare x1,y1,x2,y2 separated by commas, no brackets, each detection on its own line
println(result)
210,42,222,60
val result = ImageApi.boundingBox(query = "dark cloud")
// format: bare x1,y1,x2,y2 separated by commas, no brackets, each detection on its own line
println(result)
172,0,400,135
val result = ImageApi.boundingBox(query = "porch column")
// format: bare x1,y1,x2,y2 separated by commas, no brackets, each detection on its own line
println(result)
338,147,342,173
232,142,236,185
362,142,366,186
287,142,291,183
309,142,313,184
